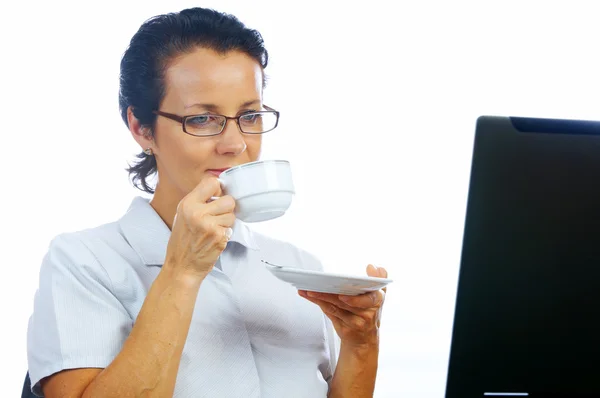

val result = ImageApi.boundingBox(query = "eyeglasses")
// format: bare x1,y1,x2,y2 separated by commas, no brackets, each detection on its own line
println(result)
152,105,280,137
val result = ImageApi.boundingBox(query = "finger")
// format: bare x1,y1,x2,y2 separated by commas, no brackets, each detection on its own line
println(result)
300,294,370,330
189,176,223,202
210,212,236,228
378,267,388,278
302,291,362,313
366,264,389,294
205,195,236,216
377,267,389,293
366,264,378,277
303,290,384,311
338,290,384,309
207,226,234,249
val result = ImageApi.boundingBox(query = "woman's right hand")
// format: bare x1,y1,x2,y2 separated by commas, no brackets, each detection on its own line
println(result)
163,177,236,280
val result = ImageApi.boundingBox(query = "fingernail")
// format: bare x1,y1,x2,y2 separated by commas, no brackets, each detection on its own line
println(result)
307,291,317,297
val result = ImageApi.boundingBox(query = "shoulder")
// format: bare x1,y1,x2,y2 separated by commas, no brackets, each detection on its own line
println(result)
248,228,324,272
47,222,121,260
29,227,134,396
41,221,125,282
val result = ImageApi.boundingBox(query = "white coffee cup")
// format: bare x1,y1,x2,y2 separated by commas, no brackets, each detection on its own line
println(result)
214,160,295,222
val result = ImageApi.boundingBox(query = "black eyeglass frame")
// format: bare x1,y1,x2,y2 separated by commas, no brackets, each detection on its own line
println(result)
152,105,280,137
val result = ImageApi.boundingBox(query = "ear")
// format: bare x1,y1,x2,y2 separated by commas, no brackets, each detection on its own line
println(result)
127,106,154,151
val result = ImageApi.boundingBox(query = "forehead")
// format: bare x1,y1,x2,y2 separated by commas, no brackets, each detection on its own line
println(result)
163,47,263,108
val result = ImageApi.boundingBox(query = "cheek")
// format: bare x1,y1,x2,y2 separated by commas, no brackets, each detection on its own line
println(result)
161,138,217,192
245,135,262,159
155,126,216,171
171,138,215,168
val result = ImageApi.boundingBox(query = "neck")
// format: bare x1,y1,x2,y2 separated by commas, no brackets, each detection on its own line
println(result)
149,181,184,231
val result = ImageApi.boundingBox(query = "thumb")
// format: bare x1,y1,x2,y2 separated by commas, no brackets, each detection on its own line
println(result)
378,267,388,279
366,264,378,277
378,266,389,293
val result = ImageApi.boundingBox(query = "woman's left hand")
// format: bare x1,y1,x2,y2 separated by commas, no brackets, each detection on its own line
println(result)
299,264,388,347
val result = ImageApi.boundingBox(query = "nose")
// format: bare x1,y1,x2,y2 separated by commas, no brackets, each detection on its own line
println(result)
216,119,247,156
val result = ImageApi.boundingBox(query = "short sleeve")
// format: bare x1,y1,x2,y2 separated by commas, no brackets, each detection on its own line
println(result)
300,250,340,386
27,233,132,396
324,315,340,388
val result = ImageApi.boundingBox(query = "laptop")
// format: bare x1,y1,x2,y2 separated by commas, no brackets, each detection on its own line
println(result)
445,116,600,398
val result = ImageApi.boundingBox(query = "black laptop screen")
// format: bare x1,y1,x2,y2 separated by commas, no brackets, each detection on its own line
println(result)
445,116,600,398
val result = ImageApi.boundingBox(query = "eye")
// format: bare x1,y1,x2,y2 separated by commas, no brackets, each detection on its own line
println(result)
185,114,225,130
186,115,213,127
240,112,261,124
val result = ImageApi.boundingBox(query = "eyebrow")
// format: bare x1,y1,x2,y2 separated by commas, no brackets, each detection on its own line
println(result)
184,99,261,110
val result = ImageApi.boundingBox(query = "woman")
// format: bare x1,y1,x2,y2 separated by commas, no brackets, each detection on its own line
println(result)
27,7,388,398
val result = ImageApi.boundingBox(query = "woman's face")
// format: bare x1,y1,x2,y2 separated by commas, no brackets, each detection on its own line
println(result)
136,47,263,198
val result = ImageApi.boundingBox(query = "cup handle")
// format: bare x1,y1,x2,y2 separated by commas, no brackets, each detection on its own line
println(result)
208,178,226,202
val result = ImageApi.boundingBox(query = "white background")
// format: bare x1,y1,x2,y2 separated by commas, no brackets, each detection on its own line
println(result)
2,0,600,396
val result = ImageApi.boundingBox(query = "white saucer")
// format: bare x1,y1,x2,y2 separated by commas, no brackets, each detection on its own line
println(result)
263,260,392,296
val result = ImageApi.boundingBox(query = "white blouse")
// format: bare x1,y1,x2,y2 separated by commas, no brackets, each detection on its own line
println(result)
27,196,338,397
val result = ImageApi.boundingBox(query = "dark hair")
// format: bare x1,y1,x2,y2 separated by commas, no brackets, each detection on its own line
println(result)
119,7,269,194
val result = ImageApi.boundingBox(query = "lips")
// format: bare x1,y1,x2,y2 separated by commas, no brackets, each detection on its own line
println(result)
206,167,232,176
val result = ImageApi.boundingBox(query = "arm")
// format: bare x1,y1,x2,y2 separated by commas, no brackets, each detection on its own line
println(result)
42,265,203,398
328,342,379,398
299,264,388,398
35,178,235,398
